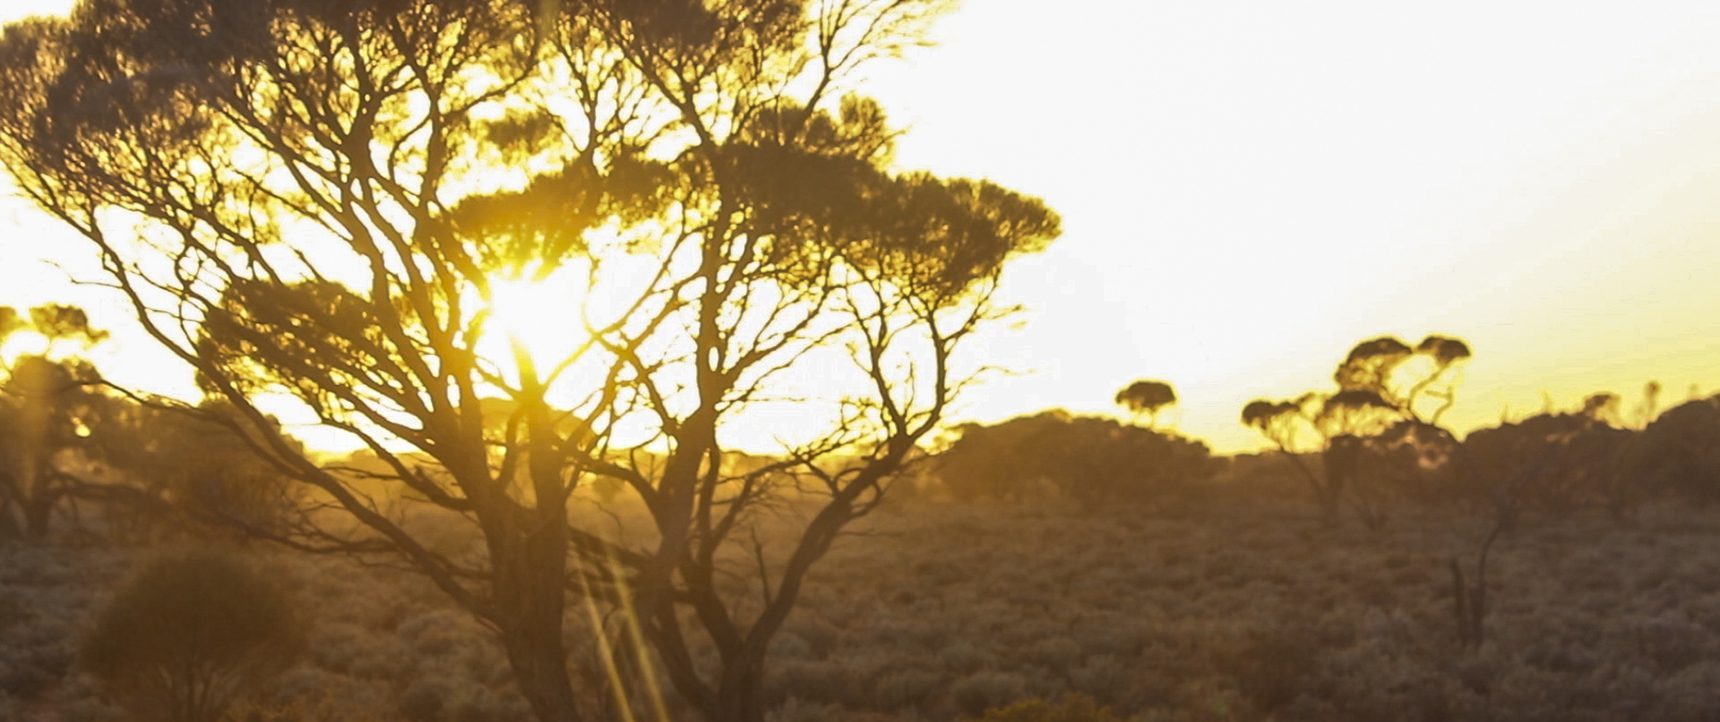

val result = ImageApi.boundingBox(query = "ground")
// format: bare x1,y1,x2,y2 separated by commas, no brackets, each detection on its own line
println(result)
3,500,1720,722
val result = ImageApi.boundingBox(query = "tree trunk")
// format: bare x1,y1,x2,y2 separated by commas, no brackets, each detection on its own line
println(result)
501,619,583,722
711,653,767,722
21,493,53,540
0,500,20,541
490,514,583,722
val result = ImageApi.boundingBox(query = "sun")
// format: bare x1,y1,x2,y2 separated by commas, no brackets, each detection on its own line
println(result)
476,268,592,387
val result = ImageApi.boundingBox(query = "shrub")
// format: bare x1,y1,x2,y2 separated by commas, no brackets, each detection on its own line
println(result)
962,693,1124,722
950,670,1030,717
936,412,1217,506
81,550,304,722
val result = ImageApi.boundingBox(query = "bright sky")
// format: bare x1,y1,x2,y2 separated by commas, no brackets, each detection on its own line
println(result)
5,0,1720,452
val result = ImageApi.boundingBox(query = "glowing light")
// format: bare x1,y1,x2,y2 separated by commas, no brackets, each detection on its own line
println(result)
0,1,76,23
477,268,592,386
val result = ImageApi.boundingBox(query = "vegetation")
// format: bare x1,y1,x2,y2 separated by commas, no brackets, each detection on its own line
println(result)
2,502,1719,721
0,2,1714,722
1114,380,1177,429
0,1,1058,720
0,305,109,540
935,412,1215,508
80,550,303,722
1242,335,1471,526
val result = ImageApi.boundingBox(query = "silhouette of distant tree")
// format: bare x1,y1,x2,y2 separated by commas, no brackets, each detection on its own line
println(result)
92,400,303,539
0,304,110,540
1461,411,1631,517
0,2,1057,720
1627,394,1720,505
1242,335,1472,525
1114,379,1177,428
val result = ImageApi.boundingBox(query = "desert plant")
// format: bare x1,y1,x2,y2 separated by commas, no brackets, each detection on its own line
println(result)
1627,395,1720,505
81,551,304,722
936,412,1215,507
962,694,1124,722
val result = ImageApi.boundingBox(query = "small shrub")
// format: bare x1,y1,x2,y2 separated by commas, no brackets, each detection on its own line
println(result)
950,670,1030,717
873,666,941,711
81,550,304,722
962,693,1124,722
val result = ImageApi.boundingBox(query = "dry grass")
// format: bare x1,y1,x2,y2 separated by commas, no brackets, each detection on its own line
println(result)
4,499,1720,721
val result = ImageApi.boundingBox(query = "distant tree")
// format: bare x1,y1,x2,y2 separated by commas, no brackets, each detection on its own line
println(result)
1335,335,1471,424
1114,379,1177,428
1626,394,1720,505
0,304,110,540
82,550,304,722
27,304,108,353
1242,335,1472,525
0,2,1057,720
937,411,1215,507
1460,409,1635,517
92,400,303,539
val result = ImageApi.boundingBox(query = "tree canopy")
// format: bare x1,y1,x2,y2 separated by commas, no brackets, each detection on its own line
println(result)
1114,379,1176,427
0,2,1058,720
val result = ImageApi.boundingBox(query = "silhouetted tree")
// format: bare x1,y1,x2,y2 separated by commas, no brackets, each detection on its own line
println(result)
1242,335,1471,525
1626,394,1720,505
91,400,303,539
82,550,304,722
0,304,110,540
0,2,1056,721
1114,379,1176,428
1461,410,1634,517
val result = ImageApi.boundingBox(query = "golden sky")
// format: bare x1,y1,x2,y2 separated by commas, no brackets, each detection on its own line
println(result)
4,0,1720,452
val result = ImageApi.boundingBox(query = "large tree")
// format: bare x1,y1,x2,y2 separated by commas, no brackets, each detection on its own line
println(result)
0,2,1058,721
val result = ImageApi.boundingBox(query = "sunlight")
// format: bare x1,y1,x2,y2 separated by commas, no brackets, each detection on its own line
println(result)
476,266,592,387
0,0,75,23
0,330,49,366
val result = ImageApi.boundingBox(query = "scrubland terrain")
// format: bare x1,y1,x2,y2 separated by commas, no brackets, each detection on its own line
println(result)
5,499,1720,722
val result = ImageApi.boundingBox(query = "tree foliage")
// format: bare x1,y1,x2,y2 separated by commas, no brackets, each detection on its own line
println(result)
1241,334,1472,525
0,303,111,540
1114,379,1176,427
1624,394,1720,505
0,1,1057,720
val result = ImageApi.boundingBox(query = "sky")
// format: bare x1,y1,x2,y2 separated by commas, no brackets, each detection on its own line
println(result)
4,0,1720,452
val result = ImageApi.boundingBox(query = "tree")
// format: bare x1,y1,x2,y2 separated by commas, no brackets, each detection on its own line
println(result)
0,303,110,541
1241,335,1471,525
1114,379,1176,428
82,550,304,722
93,399,304,539
1626,394,1720,505
0,2,1058,721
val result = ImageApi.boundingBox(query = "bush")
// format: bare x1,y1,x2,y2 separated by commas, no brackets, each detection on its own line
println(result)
81,550,304,722
936,412,1217,506
950,670,1030,717
962,693,1123,722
